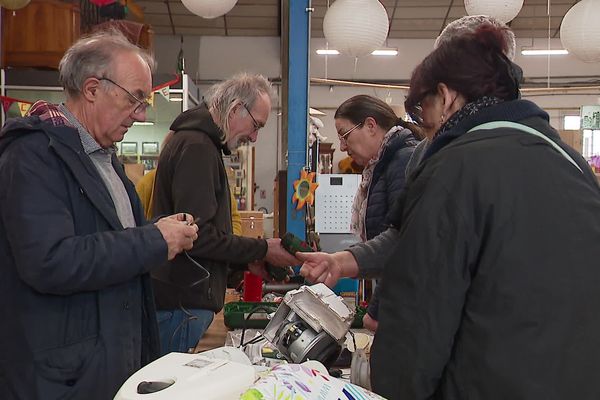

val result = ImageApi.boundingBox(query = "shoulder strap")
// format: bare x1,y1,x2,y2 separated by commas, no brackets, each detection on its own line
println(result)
467,120,583,173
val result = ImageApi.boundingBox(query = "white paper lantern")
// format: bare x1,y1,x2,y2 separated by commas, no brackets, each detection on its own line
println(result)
323,0,389,57
560,0,600,63
180,0,238,19
464,0,524,23
0,0,30,10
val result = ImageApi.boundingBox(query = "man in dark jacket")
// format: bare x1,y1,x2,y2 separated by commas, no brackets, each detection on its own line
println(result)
0,31,198,400
152,73,299,354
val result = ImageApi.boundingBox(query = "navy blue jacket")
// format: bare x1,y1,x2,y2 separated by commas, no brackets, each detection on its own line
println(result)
365,129,417,320
365,129,418,240
0,116,164,399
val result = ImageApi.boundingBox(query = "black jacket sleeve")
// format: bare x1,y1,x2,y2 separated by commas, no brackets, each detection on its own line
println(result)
167,141,267,264
371,173,477,399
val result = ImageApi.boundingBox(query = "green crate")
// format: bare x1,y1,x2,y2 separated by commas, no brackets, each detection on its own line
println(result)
223,301,279,329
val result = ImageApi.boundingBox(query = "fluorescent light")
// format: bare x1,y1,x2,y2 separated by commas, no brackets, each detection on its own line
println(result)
371,48,398,56
521,49,569,56
316,48,398,56
133,121,154,126
169,97,183,102
316,49,340,55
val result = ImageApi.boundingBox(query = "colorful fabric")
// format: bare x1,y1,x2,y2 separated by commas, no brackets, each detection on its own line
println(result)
26,100,73,127
350,126,402,241
241,364,385,400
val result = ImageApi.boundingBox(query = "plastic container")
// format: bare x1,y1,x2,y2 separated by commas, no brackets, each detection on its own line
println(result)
242,271,263,302
223,301,279,329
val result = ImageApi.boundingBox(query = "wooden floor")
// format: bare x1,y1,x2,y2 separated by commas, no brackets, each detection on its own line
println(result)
194,289,240,353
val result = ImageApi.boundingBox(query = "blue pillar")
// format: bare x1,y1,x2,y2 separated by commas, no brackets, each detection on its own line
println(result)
286,0,310,240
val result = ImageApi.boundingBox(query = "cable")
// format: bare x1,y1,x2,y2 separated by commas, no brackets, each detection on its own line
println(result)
239,305,277,349
164,250,210,353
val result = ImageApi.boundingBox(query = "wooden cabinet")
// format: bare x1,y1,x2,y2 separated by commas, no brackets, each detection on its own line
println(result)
2,0,80,69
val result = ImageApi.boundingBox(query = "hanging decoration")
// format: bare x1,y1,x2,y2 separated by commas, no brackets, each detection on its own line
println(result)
560,0,600,63
0,0,30,10
463,0,524,23
17,102,32,116
181,0,238,19
323,0,389,57
151,73,181,102
292,169,319,210
0,95,32,114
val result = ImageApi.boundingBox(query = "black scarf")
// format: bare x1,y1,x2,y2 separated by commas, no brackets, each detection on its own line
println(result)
434,96,503,139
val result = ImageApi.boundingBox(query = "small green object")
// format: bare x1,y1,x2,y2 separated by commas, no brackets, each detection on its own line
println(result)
281,232,313,254
266,264,292,281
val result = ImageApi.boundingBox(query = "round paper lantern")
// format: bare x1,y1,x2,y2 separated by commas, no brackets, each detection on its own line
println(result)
0,0,30,10
464,0,524,23
560,0,600,63
181,0,238,19
323,0,389,57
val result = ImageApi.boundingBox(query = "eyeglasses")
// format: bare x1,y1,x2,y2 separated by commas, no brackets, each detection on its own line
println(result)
243,103,263,131
98,77,151,114
407,104,424,126
338,122,363,144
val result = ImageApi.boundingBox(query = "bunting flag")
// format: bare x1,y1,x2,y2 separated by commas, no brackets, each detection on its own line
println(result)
0,95,33,114
159,85,170,100
17,102,32,117
1,97,15,113
148,92,155,107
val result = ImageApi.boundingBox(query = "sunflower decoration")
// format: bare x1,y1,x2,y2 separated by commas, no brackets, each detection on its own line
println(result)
292,169,319,210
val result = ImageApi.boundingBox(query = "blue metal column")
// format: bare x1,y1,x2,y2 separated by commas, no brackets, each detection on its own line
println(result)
286,0,310,240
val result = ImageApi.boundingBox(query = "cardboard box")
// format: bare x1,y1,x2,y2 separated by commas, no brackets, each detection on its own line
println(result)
239,211,264,238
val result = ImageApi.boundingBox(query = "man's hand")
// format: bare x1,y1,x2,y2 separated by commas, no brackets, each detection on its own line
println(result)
155,216,198,260
248,260,272,281
166,212,195,225
264,238,301,267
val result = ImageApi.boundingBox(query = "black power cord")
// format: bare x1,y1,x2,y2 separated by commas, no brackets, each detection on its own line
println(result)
164,250,211,353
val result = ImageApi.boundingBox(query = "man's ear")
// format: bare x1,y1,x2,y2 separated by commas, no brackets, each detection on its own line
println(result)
81,77,101,103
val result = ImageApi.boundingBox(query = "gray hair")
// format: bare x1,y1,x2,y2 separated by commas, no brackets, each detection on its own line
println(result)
435,15,516,61
205,73,275,138
59,29,155,99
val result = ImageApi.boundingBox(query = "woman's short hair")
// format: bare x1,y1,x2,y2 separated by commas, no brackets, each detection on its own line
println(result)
205,73,275,138
335,94,402,132
59,29,155,99
435,15,516,61
405,23,520,118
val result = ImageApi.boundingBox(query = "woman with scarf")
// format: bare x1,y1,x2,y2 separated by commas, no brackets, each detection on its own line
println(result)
333,95,419,331
370,23,600,399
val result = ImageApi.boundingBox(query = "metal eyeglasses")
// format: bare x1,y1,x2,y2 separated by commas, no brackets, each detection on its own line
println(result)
98,77,151,114
338,122,363,143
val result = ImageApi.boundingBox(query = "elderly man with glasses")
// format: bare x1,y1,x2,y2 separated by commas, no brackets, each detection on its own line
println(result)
0,30,199,399
151,73,300,355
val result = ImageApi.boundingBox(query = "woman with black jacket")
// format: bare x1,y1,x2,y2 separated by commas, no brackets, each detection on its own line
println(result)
371,23,600,399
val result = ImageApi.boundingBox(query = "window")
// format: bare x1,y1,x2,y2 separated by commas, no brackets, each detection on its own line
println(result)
563,115,581,130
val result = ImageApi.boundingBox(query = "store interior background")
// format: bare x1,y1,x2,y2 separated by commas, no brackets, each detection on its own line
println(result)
2,0,599,215
150,34,599,213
